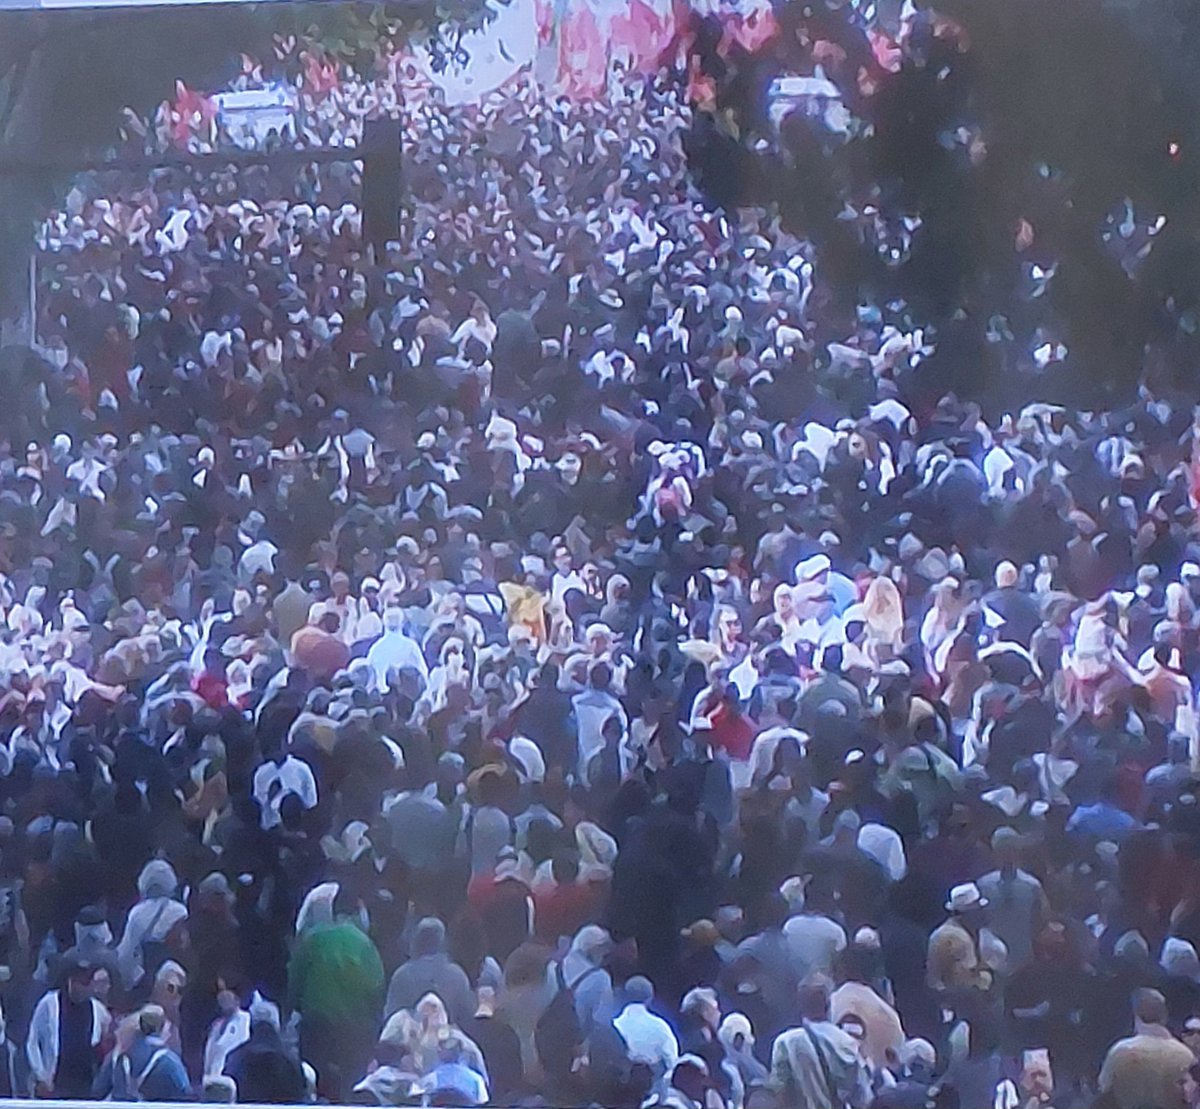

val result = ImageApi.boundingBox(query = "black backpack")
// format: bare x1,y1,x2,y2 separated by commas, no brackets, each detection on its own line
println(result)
534,961,603,1077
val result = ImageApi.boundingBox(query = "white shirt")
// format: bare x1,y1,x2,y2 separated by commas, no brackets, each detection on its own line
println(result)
551,569,586,609
204,1009,250,1079
859,823,907,881
614,1002,679,1070
783,913,847,978
65,457,108,501
366,629,430,692
252,754,319,829
239,540,278,582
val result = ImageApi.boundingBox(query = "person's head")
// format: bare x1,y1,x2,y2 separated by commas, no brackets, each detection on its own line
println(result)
65,962,95,1002
1162,939,1200,982
717,1012,755,1056
138,859,178,901
681,986,721,1030
436,1031,466,1066
991,826,1022,871
1183,1016,1200,1057
945,804,973,839
585,622,613,655
216,976,244,1017
572,924,612,966
624,976,654,1007
551,850,580,886
91,967,111,1004
899,1038,937,1081
716,606,741,643
436,751,465,793
1169,733,1192,765
797,975,833,1022
138,1004,167,1039
946,882,988,928
202,1077,237,1104
1134,987,1171,1030
671,1057,710,1101
995,561,1019,589
413,917,447,957
318,611,340,635
248,991,282,1032
153,960,187,1007
1033,921,1071,964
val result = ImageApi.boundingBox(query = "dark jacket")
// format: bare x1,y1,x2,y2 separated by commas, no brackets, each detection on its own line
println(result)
223,1024,308,1105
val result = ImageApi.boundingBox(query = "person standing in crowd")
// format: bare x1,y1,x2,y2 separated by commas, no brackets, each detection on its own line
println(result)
27,961,111,1098
93,1004,190,1101
614,975,680,1097
221,993,308,1105
769,976,872,1109
1097,989,1195,1109
288,883,384,1100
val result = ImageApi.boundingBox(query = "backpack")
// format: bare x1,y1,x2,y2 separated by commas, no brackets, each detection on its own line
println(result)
138,900,173,982
534,961,604,1077
118,1046,170,1101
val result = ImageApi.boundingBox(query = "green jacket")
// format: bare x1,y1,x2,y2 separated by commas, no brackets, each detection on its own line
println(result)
289,920,385,1025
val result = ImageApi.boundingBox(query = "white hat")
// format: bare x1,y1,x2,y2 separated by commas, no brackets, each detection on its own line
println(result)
1182,562,1200,580
509,735,546,784
795,554,831,582
899,1038,937,1070
946,882,987,913
779,876,806,910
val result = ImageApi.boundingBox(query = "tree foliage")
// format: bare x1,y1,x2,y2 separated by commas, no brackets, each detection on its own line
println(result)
0,0,501,316
697,0,1200,409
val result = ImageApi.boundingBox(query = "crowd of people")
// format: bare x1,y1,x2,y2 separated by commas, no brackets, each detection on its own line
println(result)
4,6,1200,1109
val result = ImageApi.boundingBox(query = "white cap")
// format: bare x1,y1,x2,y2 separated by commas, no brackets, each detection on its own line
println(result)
795,554,831,582
946,882,987,913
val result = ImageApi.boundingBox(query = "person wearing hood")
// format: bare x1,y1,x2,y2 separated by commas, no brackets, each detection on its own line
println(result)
288,881,385,1100
1161,938,1200,1030
115,859,188,993
222,991,307,1104
62,905,120,992
559,924,617,1040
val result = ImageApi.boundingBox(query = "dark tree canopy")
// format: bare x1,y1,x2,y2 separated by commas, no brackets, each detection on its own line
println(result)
688,0,1200,411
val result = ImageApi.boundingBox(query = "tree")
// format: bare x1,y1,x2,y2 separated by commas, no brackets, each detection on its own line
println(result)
687,0,1200,408
0,0,502,320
